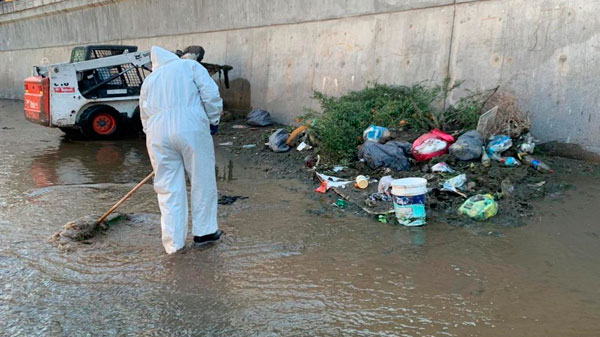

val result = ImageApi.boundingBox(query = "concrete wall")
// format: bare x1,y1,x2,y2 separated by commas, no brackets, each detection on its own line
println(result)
1,0,599,157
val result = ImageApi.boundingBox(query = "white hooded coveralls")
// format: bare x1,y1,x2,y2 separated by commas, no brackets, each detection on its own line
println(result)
140,46,222,254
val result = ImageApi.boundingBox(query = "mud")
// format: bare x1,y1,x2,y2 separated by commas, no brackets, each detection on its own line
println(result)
2,100,600,336
50,213,125,249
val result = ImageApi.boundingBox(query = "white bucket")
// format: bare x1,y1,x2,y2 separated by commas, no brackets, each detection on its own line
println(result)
391,177,428,226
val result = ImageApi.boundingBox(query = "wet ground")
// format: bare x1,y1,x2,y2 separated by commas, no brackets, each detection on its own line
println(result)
1,99,599,336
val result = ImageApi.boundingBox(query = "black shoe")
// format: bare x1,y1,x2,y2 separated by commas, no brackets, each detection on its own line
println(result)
193,230,224,244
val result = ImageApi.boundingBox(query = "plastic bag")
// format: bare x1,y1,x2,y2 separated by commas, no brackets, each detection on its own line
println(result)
431,162,455,173
268,129,290,152
459,194,498,220
246,109,273,127
449,130,483,161
486,135,512,158
412,129,455,161
363,125,391,143
378,175,394,196
441,174,467,194
358,141,411,172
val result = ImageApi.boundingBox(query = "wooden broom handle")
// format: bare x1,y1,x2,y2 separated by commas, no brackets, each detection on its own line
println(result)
96,172,155,224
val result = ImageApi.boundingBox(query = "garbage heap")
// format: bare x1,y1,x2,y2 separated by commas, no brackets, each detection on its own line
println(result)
242,105,557,227
330,124,554,227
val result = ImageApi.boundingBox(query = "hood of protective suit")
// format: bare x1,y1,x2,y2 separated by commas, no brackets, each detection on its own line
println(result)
151,46,179,71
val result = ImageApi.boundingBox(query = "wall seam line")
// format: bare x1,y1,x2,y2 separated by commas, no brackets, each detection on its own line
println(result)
444,0,458,111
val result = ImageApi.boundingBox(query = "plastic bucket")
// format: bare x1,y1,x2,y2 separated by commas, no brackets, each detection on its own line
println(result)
391,177,428,226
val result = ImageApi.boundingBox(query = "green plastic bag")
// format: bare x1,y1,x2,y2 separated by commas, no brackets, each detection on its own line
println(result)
459,194,498,220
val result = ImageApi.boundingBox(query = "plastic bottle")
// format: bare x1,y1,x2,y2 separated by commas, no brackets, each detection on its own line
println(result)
501,178,514,198
520,133,535,154
500,157,520,167
519,153,554,173
481,146,491,167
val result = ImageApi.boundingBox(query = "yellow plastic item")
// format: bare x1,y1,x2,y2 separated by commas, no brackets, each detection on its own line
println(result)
459,194,498,220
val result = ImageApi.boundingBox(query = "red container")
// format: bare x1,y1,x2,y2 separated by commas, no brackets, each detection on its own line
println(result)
24,76,50,126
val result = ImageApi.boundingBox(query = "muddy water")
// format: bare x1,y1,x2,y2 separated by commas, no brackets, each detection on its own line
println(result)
1,99,599,336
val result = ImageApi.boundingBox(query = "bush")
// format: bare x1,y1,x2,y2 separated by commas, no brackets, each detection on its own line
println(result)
306,80,488,162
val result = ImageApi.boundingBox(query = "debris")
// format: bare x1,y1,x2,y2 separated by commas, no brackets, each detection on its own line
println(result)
363,125,391,143
219,141,233,146
377,215,389,223
467,181,477,191
477,106,498,139
519,153,554,173
335,199,347,209
246,109,273,127
218,195,248,205
315,172,352,193
500,157,520,167
369,193,392,202
528,181,546,188
50,213,124,246
378,175,394,196
481,147,491,167
486,135,520,166
391,177,428,227
358,141,411,172
304,155,318,168
449,130,483,161
232,124,247,129
486,135,513,159
365,199,378,207
459,194,498,220
242,144,256,149
500,178,514,198
519,133,535,154
355,175,369,189
296,142,312,151
481,93,531,138
441,174,467,198
267,129,290,152
286,125,308,146
315,181,328,194
332,166,345,172
412,129,455,162
431,162,455,173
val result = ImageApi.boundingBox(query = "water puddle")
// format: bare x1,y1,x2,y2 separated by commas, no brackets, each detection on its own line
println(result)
1,100,599,336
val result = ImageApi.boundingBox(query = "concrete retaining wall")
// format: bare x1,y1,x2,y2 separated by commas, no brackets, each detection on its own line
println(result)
1,0,599,156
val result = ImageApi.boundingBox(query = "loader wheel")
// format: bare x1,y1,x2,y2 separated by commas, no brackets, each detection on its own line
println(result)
131,106,144,134
59,127,85,140
80,106,121,139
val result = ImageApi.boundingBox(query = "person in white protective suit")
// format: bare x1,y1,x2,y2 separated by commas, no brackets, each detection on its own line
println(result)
140,46,223,254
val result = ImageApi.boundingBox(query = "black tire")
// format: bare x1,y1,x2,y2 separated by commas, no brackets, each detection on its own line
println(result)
79,105,122,140
59,127,85,140
130,106,144,135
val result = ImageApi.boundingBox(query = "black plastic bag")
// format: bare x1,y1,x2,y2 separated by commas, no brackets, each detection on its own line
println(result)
246,109,273,127
449,130,483,161
268,129,290,152
358,141,411,171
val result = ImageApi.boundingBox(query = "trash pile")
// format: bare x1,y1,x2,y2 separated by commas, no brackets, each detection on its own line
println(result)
257,103,558,227
220,98,569,227
305,123,555,226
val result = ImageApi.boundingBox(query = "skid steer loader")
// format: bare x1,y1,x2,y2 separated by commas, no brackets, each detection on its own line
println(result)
24,45,232,139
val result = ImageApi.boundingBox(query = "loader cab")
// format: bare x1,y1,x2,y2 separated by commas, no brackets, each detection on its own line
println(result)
70,45,138,63
73,45,149,99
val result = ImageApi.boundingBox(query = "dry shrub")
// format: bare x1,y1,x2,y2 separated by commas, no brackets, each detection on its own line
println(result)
481,92,530,139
